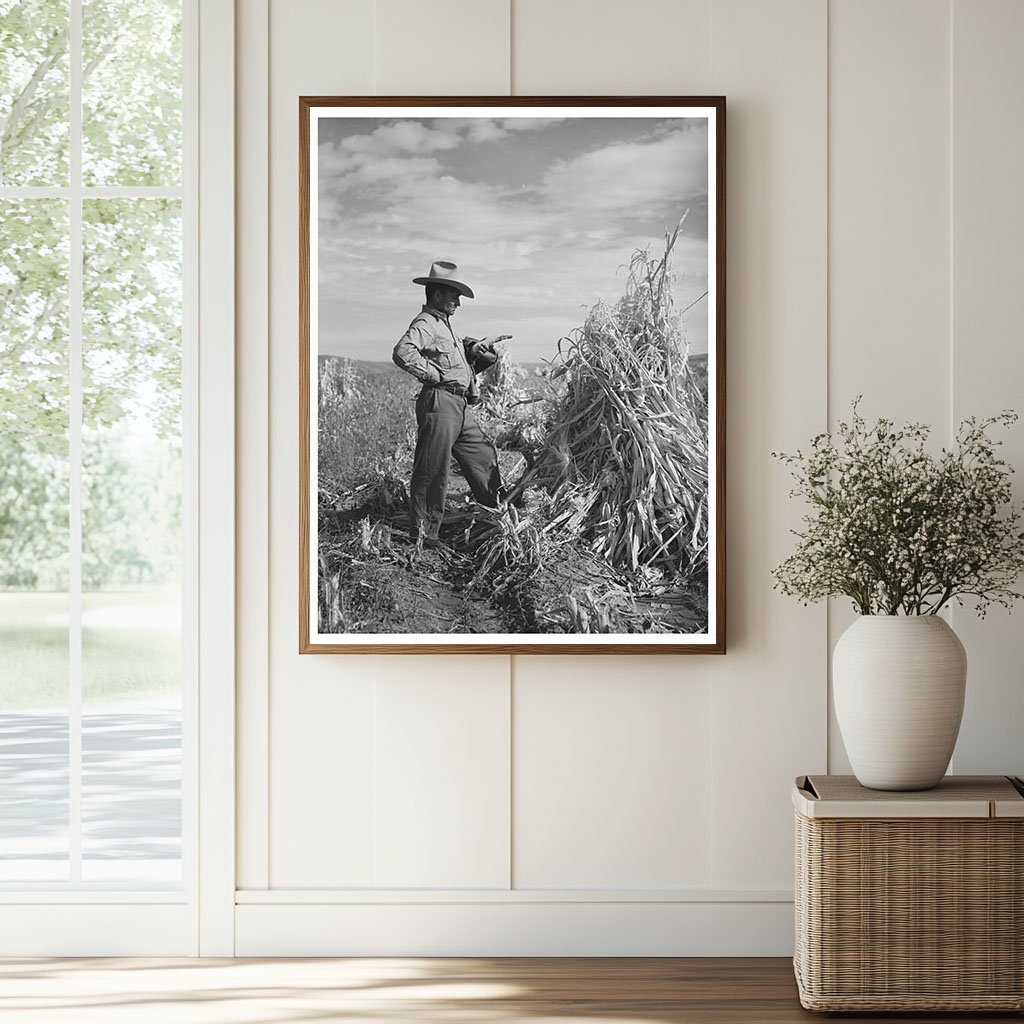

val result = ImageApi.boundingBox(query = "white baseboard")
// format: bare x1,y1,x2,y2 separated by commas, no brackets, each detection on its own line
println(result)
0,904,196,956
235,899,795,956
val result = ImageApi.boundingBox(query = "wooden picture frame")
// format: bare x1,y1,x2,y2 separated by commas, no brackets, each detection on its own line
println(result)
300,96,725,653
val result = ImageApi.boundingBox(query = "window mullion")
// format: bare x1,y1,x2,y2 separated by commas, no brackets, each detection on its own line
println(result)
0,187,184,199
68,0,83,886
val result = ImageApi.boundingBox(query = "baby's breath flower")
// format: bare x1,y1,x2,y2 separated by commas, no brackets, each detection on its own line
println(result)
772,399,1024,616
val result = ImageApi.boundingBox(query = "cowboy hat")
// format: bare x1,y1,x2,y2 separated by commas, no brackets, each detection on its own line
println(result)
412,260,475,299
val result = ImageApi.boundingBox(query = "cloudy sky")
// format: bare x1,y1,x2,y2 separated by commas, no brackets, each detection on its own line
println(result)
316,112,710,364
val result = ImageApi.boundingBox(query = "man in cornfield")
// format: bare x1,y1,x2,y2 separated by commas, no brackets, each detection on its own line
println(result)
392,261,512,546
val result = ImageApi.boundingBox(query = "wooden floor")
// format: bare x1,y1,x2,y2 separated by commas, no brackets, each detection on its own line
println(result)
0,957,1019,1023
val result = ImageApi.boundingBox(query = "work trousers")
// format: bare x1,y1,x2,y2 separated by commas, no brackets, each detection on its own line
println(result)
409,386,501,540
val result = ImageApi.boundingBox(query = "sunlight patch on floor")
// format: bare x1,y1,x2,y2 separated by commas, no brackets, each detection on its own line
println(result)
0,958,681,1024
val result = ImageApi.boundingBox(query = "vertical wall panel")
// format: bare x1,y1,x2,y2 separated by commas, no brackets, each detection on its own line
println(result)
827,0,951,773
376,0,510,94
266,0,378,887
950,0,1024,777
236,0,270,893
375,661,510,888
514,658,713,889
829,0,951,424
709,0,828,888
270,669,377,886
513,0,711,94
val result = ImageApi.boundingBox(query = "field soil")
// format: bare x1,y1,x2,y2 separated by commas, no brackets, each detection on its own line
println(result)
319,500,514,635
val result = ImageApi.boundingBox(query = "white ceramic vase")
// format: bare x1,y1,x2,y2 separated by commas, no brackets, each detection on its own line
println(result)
833,615,967,791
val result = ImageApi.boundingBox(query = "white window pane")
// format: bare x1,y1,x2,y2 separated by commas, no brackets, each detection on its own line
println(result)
0,198,70,880
0,0,70,186
82,0,181,186
82,693,181,884
82,198,181,433
0,707,69,881
81,197,181,883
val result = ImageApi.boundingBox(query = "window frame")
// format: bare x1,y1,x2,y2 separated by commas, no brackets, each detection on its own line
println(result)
0,0,235,955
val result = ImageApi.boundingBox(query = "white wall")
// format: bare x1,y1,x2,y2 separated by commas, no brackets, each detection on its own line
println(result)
234,0,1024,955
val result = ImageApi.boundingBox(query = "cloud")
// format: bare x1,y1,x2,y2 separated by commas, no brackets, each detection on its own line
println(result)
464,120,507,144
319,115,566,183
318,120,462,196
430,116,565,145
320,120,460,169
327,155,445,197
537,125,708,224
503,117,566,131
319,115,561,173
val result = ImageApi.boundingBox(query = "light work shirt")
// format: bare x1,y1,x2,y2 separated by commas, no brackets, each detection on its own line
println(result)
392,305,473,388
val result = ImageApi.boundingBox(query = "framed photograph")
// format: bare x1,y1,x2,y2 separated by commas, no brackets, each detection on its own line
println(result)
300,96,725,654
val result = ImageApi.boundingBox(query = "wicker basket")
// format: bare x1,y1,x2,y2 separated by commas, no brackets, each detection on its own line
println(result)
793,775,1024,1012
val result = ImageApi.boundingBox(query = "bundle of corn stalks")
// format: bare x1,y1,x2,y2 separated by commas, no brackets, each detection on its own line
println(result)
473,502,545,589
513,214,708,577
490,403,549,473
318,355,361,407
467,488,671,633
480,349,528,419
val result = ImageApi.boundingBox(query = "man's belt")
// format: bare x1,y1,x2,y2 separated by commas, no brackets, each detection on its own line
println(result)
430,381,468,398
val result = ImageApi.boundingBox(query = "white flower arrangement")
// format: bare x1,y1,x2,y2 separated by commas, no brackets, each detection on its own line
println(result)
773,401,1024,616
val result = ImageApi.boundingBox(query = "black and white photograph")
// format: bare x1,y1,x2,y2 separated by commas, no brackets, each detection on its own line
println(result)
300,98,725,653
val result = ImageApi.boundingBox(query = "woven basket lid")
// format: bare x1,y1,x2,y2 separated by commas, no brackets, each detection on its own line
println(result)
793,774,1024,819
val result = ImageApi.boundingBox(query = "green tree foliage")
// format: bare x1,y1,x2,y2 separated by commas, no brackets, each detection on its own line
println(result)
0,0,69,186
0,0,182,590
83,198,182,438
0,199,70,587
83,429,181,589
82,0,181,185
0,199,68,443
0,440,68,588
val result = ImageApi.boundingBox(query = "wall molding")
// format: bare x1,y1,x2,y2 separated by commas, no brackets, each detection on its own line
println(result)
235,901,794,956
0,906,194,956
197,0,237,955
236,887,791,904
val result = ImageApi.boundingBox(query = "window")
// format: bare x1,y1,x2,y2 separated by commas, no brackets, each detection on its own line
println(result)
1,0,191,889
